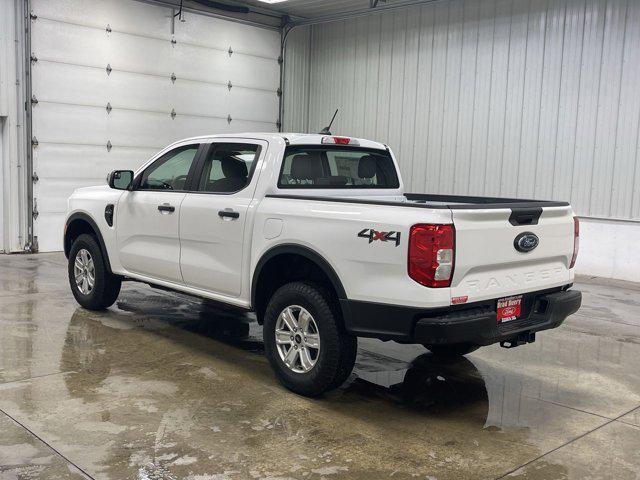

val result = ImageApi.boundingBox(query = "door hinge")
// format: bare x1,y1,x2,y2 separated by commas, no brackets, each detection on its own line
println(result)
32,198,39,220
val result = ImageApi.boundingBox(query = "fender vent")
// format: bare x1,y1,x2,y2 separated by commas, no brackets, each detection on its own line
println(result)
105,204,114,226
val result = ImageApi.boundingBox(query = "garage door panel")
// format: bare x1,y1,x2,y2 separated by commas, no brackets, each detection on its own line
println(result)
225,89,279,123
33,0,172,40
32,62,110,107
35,179,104,216
32,19,112,67
33,103,109,146
175,11,280,60
34,62,182,115
33,20,175,76
35,214,67,252
172,81,278,122
34,144,157,180
33,21,278,94
172,45,279,91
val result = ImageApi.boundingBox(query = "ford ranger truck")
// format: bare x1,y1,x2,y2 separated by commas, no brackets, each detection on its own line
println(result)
64,133,582,396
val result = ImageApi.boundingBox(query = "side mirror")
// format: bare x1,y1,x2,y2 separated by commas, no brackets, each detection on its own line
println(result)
107,170,133,190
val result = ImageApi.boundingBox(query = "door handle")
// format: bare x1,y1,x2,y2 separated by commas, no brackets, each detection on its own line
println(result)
158,204,175,213
218,210,240,219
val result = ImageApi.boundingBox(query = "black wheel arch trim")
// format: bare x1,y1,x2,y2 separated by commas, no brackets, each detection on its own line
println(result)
64,212,114,274
251,244,347,310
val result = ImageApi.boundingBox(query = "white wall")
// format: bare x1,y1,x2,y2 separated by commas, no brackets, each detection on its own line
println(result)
576,218,640,283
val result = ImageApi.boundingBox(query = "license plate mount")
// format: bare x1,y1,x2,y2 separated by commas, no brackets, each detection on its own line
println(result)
497,295,523,323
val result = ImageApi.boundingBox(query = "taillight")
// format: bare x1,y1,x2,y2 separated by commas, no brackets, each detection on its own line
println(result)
570,217,579,268
408,224,455,288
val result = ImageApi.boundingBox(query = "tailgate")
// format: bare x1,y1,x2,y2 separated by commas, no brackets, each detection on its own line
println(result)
450,206,574,303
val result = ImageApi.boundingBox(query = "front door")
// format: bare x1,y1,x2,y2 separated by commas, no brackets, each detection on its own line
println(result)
116,144,201,283
179,141,265,296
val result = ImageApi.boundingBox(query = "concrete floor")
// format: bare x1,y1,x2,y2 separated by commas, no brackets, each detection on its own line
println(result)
0,254,639,480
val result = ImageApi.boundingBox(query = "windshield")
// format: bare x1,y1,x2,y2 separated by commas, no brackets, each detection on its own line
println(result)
278,146,399,189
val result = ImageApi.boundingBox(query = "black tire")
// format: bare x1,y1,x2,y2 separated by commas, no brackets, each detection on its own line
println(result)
424,343,479,357
263,282,357,397
68,234,121,310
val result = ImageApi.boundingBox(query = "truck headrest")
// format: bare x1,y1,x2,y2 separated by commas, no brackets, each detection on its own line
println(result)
291,154,324,181
358,155,377,179
221,155,248,179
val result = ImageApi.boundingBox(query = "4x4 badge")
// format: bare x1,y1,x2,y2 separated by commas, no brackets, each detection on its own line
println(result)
358,229,401,247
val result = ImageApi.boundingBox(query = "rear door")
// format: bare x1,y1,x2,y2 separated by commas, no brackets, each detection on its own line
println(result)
179,140,266,296
116,143,202,283
450,206,575,303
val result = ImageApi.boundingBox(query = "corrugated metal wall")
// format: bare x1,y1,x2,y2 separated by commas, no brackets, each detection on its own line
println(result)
283,26,311,134
283,0,640,221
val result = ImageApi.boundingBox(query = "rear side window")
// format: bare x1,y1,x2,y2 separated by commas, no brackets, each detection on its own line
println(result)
278,146,399,189
198,143,260,193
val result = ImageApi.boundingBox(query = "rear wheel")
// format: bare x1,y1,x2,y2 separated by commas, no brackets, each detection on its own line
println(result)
424,343,479,357
68,234,121,310
263,282,357,397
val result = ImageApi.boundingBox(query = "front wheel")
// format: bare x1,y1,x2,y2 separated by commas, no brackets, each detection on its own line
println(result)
424,343,479,357
68,234,121,310
263,282,357,397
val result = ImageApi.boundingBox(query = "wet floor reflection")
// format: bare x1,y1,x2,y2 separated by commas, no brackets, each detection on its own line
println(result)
351,354,488,414
62,289,493,424
2,255,639,479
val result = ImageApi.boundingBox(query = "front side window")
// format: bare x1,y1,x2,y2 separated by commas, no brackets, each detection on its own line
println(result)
278,146,399,189
198,143,260,193
139,145,199,191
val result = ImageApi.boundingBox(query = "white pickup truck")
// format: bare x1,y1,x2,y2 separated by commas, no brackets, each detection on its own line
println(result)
64,133,581,396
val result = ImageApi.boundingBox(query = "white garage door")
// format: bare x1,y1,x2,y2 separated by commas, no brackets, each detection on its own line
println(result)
30,0,280,251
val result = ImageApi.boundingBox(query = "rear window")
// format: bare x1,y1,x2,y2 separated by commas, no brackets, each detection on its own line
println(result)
278,146,400,189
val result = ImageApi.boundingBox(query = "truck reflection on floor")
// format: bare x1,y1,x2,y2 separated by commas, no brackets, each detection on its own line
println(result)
61,293,488,422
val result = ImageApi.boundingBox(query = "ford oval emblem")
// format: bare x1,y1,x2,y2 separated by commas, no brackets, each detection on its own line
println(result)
514,232,539,253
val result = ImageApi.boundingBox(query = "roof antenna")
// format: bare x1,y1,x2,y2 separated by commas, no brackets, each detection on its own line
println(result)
319,109,338,135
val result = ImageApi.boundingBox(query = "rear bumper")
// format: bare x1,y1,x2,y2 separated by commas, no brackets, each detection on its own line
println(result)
341,287,581,346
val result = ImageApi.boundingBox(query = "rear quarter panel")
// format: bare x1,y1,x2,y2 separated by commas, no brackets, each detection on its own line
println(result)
251,197,453,309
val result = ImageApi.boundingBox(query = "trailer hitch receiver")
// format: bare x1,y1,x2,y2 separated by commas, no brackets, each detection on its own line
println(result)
500,332,536,349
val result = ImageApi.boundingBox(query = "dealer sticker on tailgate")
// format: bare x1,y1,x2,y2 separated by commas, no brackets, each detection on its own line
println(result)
497,295,523,323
